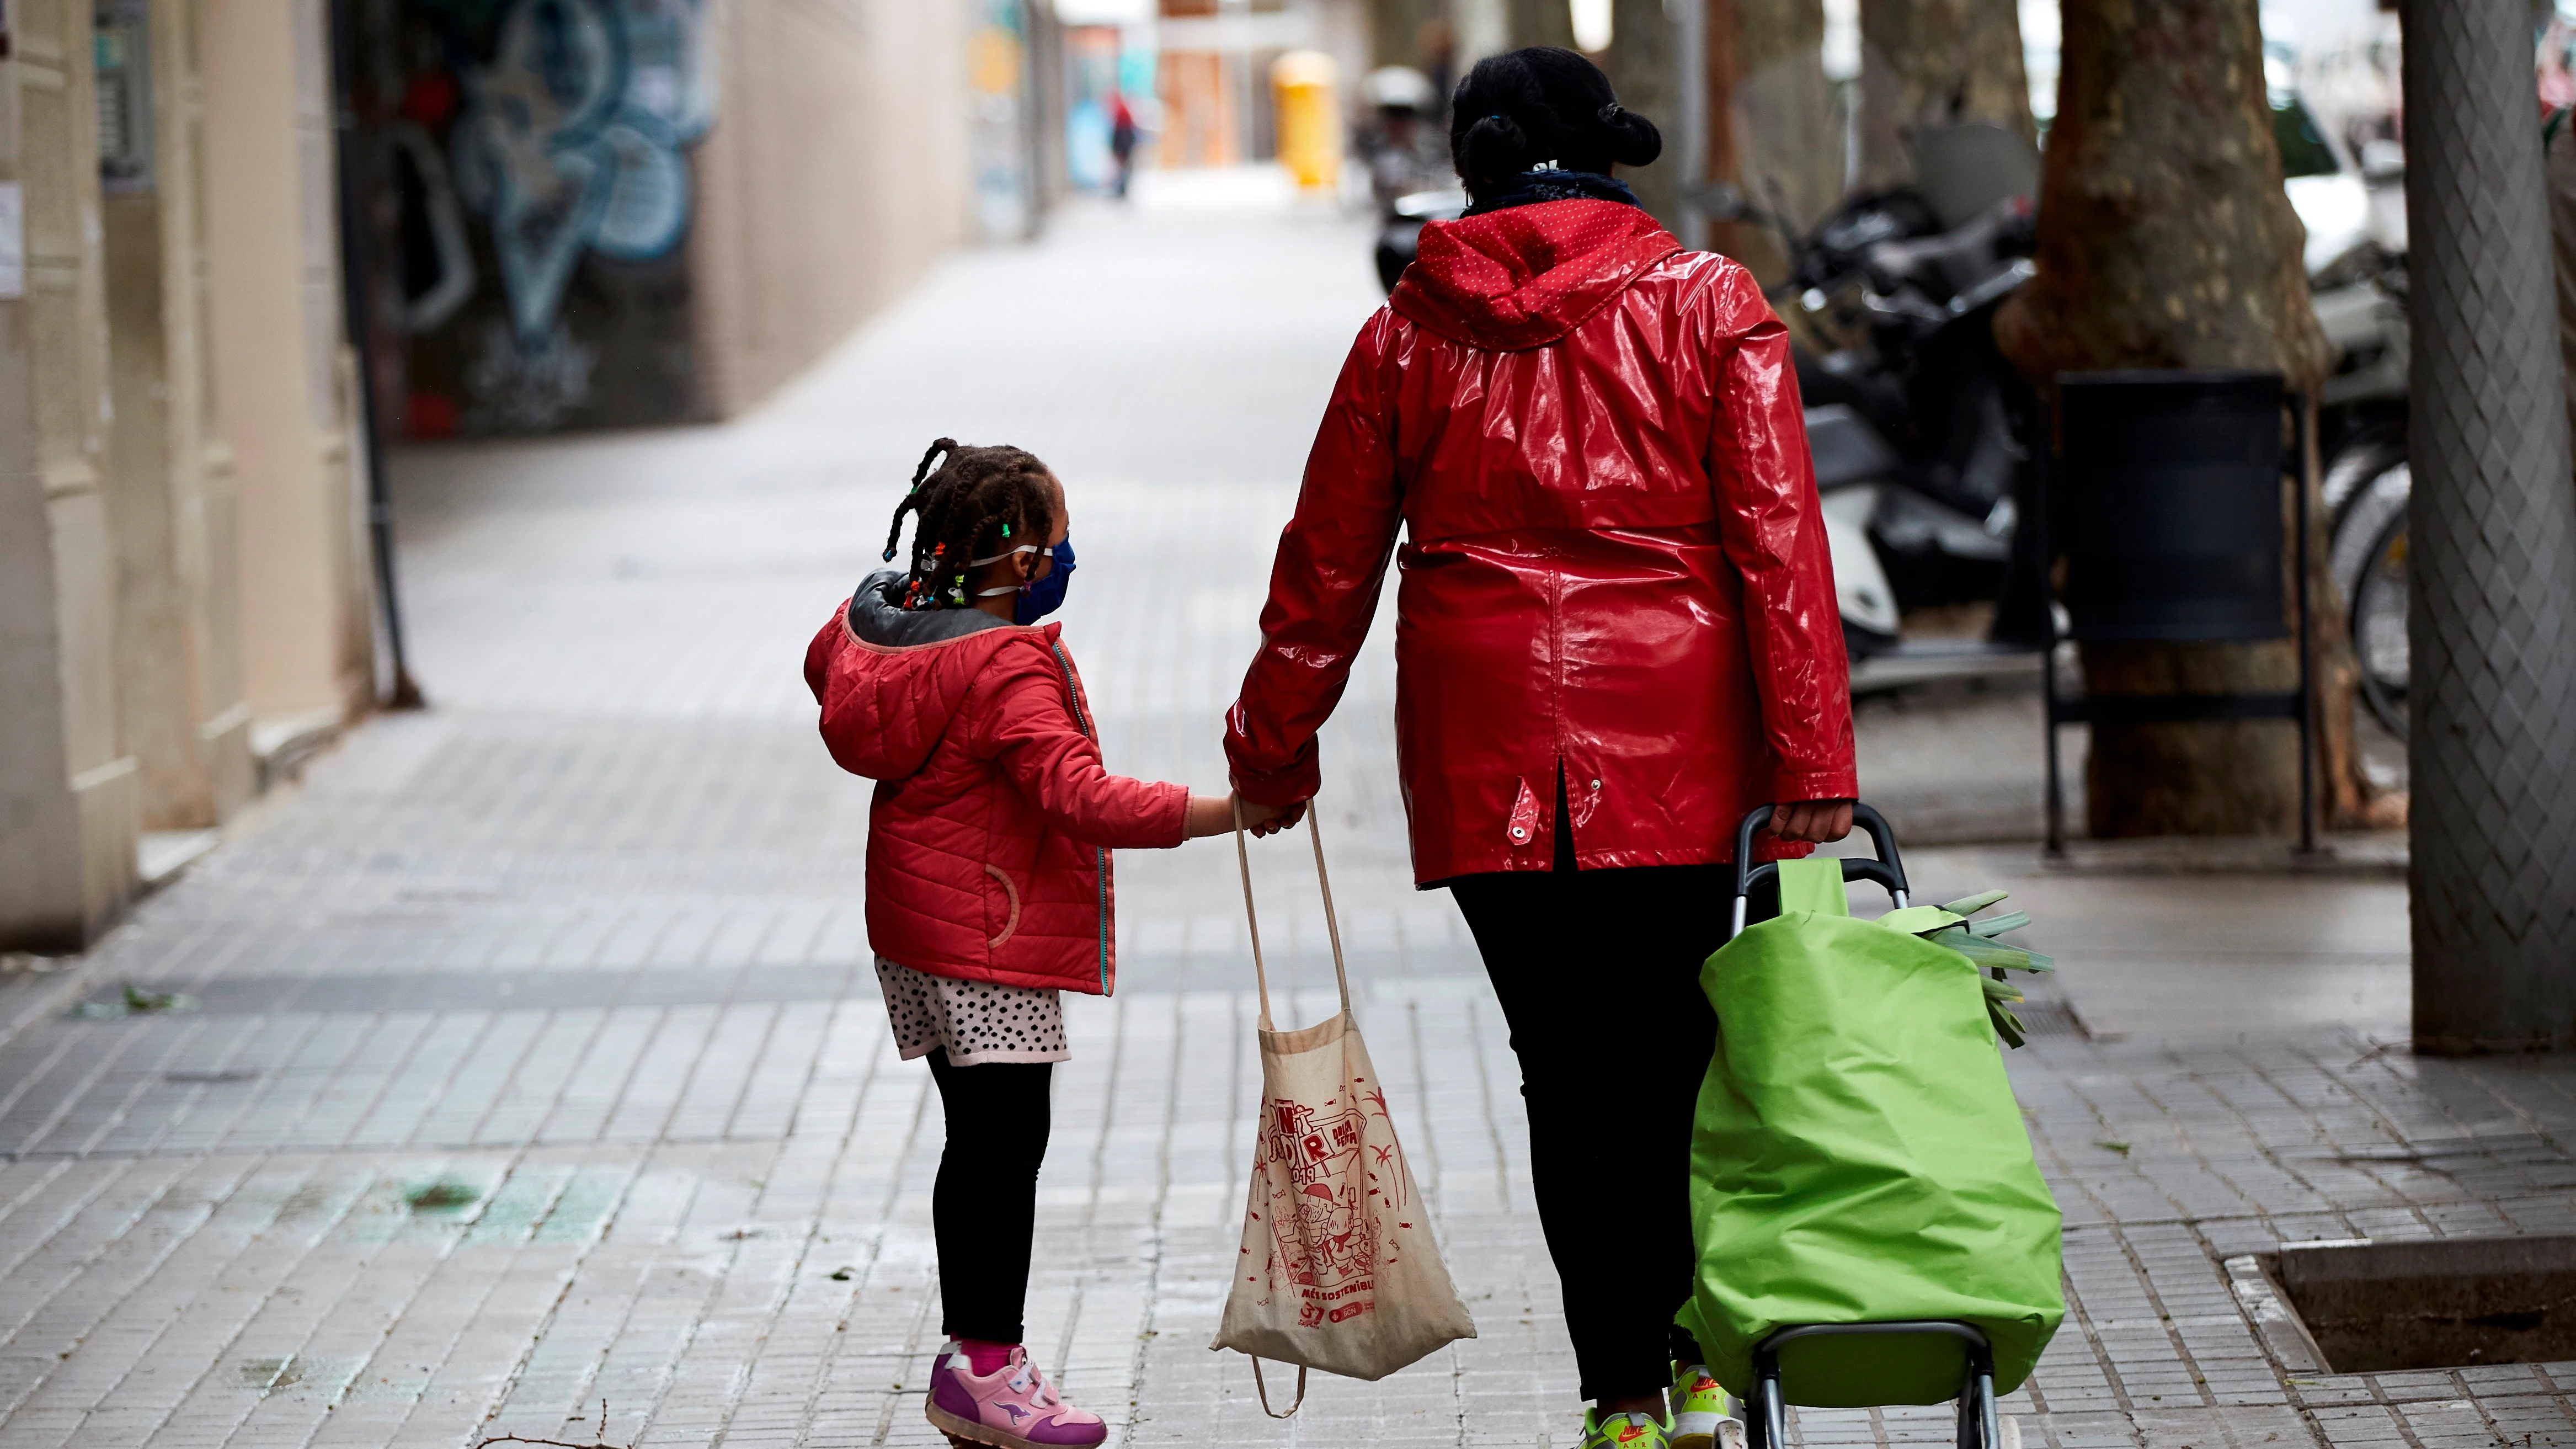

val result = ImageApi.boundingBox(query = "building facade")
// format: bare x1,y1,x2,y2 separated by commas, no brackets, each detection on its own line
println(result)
3,0,372,952
352,0,978,439
4,0,1000,949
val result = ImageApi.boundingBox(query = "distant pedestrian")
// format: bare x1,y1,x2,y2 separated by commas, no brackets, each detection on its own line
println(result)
1223,47,1855,1449
1108,92,1139,199
805,439,1286,1449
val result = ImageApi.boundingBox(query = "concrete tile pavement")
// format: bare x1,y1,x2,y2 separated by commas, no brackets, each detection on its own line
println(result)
0,185,2567,1449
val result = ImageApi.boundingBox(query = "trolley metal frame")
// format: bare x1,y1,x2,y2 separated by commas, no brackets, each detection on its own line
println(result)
1743,1322,2000,1449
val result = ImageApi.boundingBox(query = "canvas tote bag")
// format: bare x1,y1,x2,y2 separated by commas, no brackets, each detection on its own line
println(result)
1209,804,1476,1414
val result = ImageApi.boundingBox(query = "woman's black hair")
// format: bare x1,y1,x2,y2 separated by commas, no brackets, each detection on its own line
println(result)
1448,47,1662,190
880,438,1058,610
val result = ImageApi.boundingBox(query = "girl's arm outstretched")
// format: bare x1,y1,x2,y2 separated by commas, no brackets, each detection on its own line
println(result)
982,662,1280,846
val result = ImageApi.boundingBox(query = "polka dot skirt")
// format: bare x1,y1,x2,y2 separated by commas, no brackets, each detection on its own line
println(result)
876,957,1069,1066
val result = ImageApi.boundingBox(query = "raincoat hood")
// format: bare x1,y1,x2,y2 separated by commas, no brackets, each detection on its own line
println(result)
1391,197,1683,351
825,569,1049,782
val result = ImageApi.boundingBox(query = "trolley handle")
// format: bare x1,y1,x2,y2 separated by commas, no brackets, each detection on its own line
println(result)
1729,801,1910,940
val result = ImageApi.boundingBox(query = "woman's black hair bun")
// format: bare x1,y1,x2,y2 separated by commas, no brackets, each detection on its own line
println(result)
1455,111,1530,185
1600,103,1662,168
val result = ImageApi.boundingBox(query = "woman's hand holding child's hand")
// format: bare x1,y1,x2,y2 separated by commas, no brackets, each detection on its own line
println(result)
1242,797,1304,837
1185,793,1301,839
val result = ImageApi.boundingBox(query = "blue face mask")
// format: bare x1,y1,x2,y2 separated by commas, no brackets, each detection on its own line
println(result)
1015,538,1075,625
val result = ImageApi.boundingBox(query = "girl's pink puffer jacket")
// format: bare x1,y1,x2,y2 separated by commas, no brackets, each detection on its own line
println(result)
806,573,1187,995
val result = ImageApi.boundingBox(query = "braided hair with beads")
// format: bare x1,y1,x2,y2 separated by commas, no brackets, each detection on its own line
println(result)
879,438,1060,610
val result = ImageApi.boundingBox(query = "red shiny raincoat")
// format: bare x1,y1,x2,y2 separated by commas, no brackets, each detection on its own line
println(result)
1225,199,1856,885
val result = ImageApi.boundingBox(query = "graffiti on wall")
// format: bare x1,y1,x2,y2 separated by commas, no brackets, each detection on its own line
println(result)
450,0,713,341
382,0,716,435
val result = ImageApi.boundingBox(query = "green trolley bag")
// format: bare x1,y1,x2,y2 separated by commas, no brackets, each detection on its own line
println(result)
1678,805,2062,1436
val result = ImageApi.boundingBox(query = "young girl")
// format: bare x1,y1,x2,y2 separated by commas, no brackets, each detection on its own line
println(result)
804,439,1278,1449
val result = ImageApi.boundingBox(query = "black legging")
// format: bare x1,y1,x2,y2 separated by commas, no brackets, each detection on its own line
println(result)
925,1048,1053,1344
1449,853,1777,1403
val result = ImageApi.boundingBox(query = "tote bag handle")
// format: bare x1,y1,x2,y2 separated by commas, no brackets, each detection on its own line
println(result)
1231,796,1351,1034
1230,797,1346,1416
1250,1358,1308,1420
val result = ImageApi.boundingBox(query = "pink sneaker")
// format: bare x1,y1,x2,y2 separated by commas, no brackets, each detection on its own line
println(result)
924,1341,1107,1449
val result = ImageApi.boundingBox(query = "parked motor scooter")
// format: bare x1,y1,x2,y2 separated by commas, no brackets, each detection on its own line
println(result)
1376,186,1468,294
1355,67,1452,206
2315,242,2410,737
1694,122,2047,658
2270,65,2414,736
2292,97,2410,738
1357,66,1464,293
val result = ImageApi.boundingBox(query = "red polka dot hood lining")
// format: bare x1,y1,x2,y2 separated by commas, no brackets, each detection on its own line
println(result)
1389,198,1683,351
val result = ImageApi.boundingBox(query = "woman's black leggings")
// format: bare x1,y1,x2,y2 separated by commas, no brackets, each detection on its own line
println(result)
1450,861,1775,1403
925,1048,1053,1344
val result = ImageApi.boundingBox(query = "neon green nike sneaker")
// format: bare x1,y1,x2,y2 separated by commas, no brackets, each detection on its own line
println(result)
1670,1362,1743,1449
1580,1408,1672,1449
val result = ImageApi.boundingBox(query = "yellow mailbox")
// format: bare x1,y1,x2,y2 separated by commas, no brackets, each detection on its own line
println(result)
1271,50,1342,191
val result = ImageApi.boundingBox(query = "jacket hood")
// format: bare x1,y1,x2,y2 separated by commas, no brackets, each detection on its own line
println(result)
1390,198,1682,351
829,569,1050,780
850,569,1015,647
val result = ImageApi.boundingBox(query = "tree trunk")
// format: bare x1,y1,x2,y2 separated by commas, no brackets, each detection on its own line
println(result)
1705,0,1838,283
1854,0,2033,191
1992,0,2349,840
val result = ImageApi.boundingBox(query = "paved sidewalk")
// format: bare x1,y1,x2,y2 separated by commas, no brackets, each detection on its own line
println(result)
2,185,2568,1449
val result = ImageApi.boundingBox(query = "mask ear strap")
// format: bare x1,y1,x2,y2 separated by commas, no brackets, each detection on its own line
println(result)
973,548,1047,599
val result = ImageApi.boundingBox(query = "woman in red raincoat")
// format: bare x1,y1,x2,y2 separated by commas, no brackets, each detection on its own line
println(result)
1224,47,1857,1449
